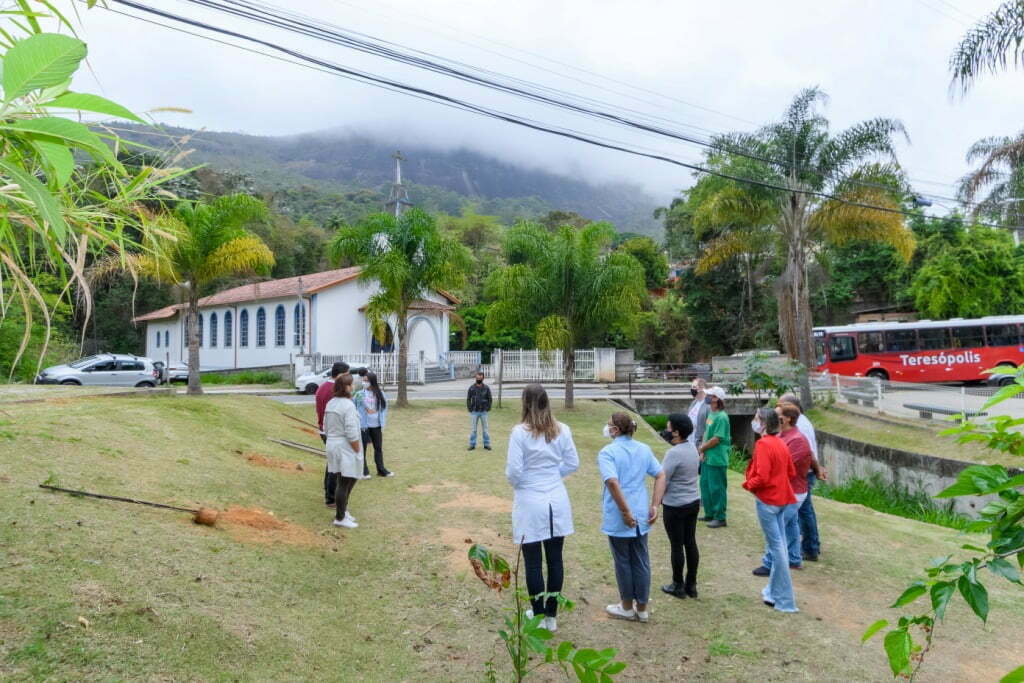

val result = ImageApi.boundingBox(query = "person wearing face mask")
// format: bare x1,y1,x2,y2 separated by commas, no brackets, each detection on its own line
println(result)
599,412,667,623
743,407,798,613
687,378,710,451
467,371,493,451
316,361,349,507
356,371,393,478
658,413,700,599
698,387,731,528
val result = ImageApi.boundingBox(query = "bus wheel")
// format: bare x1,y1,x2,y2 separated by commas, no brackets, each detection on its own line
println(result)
996,363,1017,386
866,369,888,382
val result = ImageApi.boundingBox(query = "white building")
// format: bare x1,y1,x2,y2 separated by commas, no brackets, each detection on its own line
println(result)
133,267,457,371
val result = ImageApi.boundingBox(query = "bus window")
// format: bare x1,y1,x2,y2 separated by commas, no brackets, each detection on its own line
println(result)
857,331,884,353
919,327,950,351
829,335,857,362
884,329,918,352
950,326,985,348
986,324,1019,347
814,339,826,367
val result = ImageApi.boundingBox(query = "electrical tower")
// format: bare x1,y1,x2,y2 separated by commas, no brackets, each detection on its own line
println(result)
385,150,412,218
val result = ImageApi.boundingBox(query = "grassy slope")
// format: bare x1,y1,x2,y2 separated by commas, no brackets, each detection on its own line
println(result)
808,405,1023,468
1,395,1022,681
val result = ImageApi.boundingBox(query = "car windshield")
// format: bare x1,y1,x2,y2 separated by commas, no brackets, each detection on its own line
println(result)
69,355,102,368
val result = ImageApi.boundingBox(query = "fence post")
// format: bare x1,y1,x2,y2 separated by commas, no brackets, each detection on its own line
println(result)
418,350,426,385
960,386,967,424
834,373,841,401
876,376,883,414
497,348,504,409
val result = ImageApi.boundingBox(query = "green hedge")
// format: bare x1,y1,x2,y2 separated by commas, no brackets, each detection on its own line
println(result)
200,371,282,385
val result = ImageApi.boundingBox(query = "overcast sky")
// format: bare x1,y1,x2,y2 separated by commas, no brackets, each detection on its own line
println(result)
71,0,1023,208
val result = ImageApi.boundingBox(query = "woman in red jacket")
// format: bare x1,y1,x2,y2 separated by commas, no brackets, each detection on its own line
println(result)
743,407,798,613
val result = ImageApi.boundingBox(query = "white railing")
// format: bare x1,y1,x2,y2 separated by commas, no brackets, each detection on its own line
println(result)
815,371,1012,424
481,349,598,382
296,352,417,385
446,351,483,369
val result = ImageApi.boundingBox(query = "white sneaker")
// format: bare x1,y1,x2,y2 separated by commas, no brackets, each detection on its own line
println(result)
361,474,372,480
332,517,358,528
344,511,357,523
634,601,650,622
524,609,534,619
543,617,558,632
605,604,636,621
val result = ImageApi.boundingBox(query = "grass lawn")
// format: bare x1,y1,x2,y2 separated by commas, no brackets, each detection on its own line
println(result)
808,404,1023,468
2,394,1023,681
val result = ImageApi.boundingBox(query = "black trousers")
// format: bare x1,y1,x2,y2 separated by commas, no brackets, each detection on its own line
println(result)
324,466,337,504
334,476,357,520
662,500,700,588
521,536,565,617
361,427,387,475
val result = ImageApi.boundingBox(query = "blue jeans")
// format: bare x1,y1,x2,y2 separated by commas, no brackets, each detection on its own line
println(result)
761,498,801,569
799,472,820,556
755,500,798,613
608,533,651,605
469,411,490,448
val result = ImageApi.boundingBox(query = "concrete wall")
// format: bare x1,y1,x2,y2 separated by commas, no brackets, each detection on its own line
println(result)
818,430,1022,517
595,348,618,382
614,349,634,382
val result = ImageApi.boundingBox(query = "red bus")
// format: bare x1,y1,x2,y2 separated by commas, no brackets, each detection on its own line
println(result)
813,316,1024,385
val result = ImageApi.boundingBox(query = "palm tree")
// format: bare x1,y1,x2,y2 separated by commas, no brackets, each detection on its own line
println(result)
329,208,471,407
949,1,1024,93
96,194,274,395
691,88,915,401
958,132,1024,230
486,221,645,408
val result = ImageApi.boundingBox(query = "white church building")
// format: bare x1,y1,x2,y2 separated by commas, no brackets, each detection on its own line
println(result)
133,267,457,371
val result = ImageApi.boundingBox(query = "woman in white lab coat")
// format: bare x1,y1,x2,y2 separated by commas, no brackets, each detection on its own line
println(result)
505,384,579,632
324,373,364,529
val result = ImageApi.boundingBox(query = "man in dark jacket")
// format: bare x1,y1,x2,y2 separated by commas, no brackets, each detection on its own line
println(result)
467,371,492,451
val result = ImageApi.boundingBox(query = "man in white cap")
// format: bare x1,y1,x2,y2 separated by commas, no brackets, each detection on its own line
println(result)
698,386,731,528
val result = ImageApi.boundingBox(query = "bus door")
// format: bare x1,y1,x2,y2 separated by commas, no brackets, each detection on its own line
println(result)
826,334,857,373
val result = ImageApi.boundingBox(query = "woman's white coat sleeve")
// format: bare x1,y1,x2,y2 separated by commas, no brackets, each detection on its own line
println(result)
506,428,524,487
558,426,579,478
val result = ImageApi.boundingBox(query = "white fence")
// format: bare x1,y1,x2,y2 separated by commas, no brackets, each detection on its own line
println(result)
481,349,597,382
296,352,417,385
817,372,1014,424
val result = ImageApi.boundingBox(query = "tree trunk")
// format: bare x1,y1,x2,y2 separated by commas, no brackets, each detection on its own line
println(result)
396,308,409,408
563,347,575,409
186,293,203,396
778,191,814,408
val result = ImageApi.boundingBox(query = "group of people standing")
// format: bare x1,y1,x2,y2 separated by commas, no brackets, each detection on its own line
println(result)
314,362,394,530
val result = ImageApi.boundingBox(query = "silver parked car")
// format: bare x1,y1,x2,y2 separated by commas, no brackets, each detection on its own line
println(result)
35,353,162,388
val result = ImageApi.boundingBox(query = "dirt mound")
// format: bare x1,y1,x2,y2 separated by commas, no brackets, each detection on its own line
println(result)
238,451,307,472
218,506,326,547
412,481,511,513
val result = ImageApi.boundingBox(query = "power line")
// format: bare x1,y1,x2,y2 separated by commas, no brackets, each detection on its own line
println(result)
100,0,1016,231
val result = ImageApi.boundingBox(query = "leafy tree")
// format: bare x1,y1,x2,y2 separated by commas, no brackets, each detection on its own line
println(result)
949,1,1024,93
0,5,187,378
617,237,669,290
633,293,694,363
909,225,1024,319
688,88,915,402
97,195,274,395
654,197,698,261
538,210,590,233
438,208,504,304
455,303,534,360
486,222,645,407
957,131,1024,230
0,274,76,382
329,208,471,407
84,274,173,356
248,214,328,278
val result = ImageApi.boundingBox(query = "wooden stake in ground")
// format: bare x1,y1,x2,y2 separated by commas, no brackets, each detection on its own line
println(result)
267,437,324,457
38,484,218,526
280,412,319,430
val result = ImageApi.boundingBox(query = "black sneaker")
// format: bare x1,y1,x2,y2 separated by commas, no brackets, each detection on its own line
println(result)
699,516,712,522
803,553,819,562
467,446,476,451
484,445,492,451
684,585,698,599
752,566,770,577
660,583,686,599
706,520,727,528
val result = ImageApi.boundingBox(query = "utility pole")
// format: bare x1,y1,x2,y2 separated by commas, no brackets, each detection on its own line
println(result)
385,150,411,218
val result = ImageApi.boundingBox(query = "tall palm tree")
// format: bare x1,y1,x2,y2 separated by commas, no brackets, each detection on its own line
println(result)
691,88,915,401
958,132,1024,229
949,1,1024,93
329,209,471,407
486,221,645,408
96,194,274,395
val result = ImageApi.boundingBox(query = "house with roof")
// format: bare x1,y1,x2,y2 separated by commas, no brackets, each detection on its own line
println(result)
133,267,458,371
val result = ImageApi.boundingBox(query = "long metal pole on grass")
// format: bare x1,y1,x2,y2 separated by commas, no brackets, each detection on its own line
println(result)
39,484,197,513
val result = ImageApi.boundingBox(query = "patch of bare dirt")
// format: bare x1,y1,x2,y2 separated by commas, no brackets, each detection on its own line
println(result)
218,506,326,547
411,481,511,513
439,526,515,577
72,582,123,609
236,450,308,472
418,407,462,421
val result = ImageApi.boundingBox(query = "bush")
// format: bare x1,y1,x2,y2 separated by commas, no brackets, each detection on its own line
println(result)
200,371,282,385
816,473,968,530
642,414,668,431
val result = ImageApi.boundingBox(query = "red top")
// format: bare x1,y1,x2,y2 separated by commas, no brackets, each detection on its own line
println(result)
315,379,335,430
742,434,797,506
780,428,813,495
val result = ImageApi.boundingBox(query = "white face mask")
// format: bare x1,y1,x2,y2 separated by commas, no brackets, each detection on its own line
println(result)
362,380,370,388
751,418,764,435
602,424,614,439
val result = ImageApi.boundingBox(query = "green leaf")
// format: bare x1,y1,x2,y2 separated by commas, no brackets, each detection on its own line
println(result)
1,116,114,163
961,544,988,552
48,92,145,123
988,557,1022,584
890,582,927,608
1000,665,1024,683
32,139,73,186
930,581,955,620
937,465,1008,498
3,33,86,100
0,154,67,240
883,629,912,676
861,619,888,643
958,575,990,622
603,661,627,675
556,641,574,661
